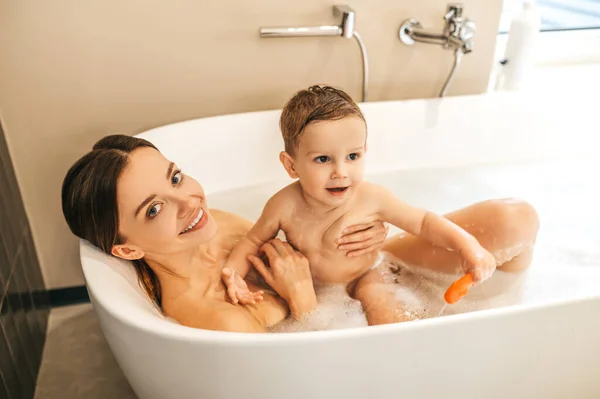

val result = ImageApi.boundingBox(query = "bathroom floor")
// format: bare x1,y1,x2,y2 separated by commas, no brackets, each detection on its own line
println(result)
34,304,137,398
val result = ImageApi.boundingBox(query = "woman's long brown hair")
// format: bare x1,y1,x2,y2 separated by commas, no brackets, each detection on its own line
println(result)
62,134,162,309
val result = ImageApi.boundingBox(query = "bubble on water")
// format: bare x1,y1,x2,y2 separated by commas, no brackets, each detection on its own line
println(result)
267,249,532,332
436,303,447,317
269,284,368,333
493,243,524,265
270,252,455,332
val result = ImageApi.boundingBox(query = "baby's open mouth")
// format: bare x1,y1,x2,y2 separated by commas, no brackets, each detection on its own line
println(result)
326,187,349,196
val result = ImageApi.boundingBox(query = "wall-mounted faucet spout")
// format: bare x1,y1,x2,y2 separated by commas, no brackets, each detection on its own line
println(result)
259,5,369,102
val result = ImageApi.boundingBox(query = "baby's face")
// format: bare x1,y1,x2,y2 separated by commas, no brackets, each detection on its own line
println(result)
292,116,367,207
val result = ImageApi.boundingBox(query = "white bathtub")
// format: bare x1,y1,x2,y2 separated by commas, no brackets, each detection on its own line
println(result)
80,92,600,399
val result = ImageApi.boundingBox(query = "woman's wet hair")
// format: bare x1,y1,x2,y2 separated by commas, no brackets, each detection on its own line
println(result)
62,134,163,309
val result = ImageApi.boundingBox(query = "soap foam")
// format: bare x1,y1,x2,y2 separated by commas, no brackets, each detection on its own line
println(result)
269,284,368,333
269,250,528,332
269,252,450,332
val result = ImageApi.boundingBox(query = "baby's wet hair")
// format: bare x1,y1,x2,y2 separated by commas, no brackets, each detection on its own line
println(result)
280,85,365,154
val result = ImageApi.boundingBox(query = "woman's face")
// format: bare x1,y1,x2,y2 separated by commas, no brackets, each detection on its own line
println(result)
112,147,218,260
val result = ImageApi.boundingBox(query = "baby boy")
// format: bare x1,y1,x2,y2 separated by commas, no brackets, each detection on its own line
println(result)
221,85,496,325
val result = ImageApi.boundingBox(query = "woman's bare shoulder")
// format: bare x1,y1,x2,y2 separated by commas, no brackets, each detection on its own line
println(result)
166,292,264,333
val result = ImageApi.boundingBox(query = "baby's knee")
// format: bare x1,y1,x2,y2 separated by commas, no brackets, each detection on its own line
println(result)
489,198,540,242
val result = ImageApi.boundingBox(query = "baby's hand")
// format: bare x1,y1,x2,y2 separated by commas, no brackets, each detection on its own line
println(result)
460,242,497,282
221,267,264,305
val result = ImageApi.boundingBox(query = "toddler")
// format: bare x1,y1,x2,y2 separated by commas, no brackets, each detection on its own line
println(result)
221,85,496,325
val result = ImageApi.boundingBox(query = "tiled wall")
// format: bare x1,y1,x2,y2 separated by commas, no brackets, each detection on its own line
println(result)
0,122,50,398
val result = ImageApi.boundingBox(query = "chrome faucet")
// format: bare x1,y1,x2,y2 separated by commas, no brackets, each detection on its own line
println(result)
260,5,355,39
399,3,476,97
259,5,369,102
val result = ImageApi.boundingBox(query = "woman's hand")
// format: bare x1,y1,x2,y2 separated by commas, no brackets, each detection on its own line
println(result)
337,220,389,257
248,238,317,319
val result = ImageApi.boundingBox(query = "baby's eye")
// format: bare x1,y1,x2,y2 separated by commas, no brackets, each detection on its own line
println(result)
147,203,163,219
315,156,330,163
347,153,360,161
171,171,183,185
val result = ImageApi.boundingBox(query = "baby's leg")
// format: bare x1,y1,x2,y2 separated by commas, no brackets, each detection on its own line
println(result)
350,266,420,326
382,198,540,274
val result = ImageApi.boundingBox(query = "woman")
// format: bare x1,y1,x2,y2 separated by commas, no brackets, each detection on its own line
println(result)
62,135,388,332
62,135,539,332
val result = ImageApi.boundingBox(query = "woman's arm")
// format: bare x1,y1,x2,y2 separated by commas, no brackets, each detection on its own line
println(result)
176,238,317,331
174,296,267,333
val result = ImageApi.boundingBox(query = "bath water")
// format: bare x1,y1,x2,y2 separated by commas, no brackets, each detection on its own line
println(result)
208,158,600,332
437,304,447,317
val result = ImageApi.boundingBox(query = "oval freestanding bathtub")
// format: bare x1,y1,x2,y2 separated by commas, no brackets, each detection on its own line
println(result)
80,91,600,399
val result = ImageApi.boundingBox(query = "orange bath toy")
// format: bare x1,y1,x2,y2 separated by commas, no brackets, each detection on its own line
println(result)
444,273,474,304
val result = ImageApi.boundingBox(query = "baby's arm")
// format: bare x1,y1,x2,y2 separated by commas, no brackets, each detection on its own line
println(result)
372,185,496,281
222,194,284,304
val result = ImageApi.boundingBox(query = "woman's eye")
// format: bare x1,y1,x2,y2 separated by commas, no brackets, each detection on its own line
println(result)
147,203,162,219
171,171,183,185
315,156,330,163
348,153,359,161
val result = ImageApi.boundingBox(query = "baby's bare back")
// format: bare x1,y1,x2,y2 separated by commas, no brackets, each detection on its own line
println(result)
278,183,381,285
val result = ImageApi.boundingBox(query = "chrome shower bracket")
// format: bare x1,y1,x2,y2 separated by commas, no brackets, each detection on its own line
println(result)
259,5,369,102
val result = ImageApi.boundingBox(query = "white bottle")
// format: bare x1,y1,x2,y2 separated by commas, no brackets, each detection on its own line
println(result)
499,0,541,90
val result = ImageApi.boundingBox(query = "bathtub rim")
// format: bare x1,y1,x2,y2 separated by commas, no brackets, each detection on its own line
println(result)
133,92,484,139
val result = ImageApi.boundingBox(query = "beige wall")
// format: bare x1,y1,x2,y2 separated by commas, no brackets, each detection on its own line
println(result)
0,0,502,289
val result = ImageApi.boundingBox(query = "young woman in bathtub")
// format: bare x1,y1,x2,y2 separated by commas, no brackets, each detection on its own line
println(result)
61,130,539,333
61,134,388,332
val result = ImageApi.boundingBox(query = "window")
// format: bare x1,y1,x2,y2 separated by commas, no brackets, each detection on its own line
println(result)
492,0,600,69
499,0,600,33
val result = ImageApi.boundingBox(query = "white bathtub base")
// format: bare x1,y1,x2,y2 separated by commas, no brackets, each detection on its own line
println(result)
91,291,600,399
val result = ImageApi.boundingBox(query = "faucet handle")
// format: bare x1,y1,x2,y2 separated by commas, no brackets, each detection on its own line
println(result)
445,18,475,52
458,19,476,41
444,3,463,21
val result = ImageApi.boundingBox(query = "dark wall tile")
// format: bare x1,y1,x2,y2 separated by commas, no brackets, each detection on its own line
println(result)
0,370,10,399
22,228,46,294
0,300,28,399
6,274,38,384
4,291,35,387
0,132,26,263
0,124,26,228
0,252,6,305
0,302,24,399
0,275,4,310
14,251,44,365
0,187,19,266
23,229,50,336
22,229,49,335
17,247,45,350
0,215,10,297
1,123,45,398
